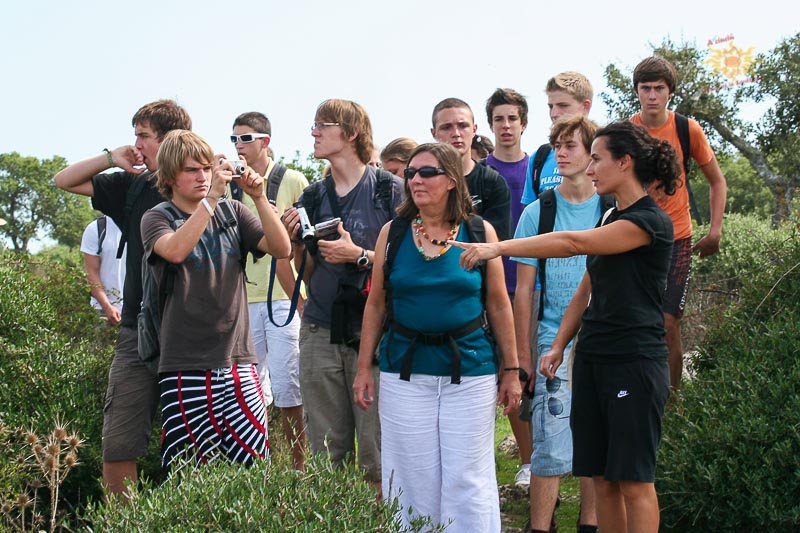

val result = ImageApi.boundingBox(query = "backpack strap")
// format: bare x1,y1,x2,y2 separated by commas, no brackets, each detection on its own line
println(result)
536,188,557,321
675,113,703,225
531,143,552,199
266,163,288,204
116,174,149,259
95,216,107,255
148,202,184,312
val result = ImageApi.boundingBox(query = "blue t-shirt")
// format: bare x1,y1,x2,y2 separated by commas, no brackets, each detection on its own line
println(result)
521,148,562,205
512,188,602,347
486,153,529,293
379,222,496,377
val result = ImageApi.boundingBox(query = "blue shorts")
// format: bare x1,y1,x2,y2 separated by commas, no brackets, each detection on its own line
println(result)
530,343,573,476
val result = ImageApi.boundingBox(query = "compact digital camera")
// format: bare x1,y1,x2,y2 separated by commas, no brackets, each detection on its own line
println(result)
296,206,341,243
220,158,246,176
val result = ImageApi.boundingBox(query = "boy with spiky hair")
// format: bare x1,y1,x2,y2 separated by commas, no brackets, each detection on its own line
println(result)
521,72,593,205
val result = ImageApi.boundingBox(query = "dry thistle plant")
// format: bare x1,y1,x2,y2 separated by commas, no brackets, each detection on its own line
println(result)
0,419,84,533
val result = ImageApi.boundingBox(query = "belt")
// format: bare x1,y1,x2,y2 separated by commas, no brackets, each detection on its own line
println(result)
387,314,484,384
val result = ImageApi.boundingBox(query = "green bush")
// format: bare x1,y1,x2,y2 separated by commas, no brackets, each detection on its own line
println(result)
682,213,795,350
81,455,444,532
0,253,161,519
657,217,800,531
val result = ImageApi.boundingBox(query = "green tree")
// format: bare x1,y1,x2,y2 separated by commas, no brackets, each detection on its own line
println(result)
279,150,327,184
0,153,95,252
601,35,799,224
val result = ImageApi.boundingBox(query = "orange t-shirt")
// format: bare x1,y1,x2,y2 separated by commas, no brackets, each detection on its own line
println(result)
630,111,715,240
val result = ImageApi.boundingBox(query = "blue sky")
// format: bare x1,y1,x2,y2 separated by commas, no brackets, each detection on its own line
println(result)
1,0,796,169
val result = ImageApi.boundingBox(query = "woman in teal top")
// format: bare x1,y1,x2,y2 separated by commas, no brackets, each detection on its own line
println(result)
353,143,520,533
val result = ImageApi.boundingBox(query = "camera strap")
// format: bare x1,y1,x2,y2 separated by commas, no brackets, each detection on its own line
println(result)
266,248,307,328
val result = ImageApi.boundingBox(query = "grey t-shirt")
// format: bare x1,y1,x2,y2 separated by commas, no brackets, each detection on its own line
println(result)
301,166,404,329
141,200,265,373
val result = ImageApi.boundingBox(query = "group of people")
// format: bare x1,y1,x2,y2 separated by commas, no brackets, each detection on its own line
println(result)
55,54,726,533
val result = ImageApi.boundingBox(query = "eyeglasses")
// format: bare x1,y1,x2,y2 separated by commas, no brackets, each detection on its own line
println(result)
230,133,269,144
310,122,341,131
403,166,447,180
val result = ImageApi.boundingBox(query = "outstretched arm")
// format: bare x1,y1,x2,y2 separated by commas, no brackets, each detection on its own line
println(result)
453,218,652,270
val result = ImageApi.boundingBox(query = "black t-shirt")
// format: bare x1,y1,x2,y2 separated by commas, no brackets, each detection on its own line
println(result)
465,161,511,241
577,195,674,362
91,171,166,327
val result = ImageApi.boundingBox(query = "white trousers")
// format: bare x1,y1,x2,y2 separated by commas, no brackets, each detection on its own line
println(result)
379,372,500,533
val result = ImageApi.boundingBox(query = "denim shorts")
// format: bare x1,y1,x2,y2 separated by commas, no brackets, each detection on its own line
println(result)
530,343,573,477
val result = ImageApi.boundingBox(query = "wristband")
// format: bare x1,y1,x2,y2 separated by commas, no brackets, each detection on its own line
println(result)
503,367,521,372
102,148,114,167
200,197,215,216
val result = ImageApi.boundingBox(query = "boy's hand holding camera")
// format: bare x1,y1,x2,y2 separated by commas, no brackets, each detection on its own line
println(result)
317,222,361,265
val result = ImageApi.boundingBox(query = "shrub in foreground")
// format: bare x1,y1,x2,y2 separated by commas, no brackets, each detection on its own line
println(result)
0,254,161,516
81,455,445,532
657,219,800,531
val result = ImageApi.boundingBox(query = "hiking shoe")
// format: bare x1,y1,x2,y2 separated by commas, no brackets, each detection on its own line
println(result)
514,465,531,487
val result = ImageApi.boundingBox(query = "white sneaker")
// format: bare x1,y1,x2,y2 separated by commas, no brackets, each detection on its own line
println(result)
514,465,531,487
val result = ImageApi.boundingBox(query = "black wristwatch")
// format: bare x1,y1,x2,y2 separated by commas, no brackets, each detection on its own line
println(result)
356,248,369,268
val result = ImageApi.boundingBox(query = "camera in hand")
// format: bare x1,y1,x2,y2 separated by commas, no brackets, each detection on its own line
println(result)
220,158,247,177
296,206,341,243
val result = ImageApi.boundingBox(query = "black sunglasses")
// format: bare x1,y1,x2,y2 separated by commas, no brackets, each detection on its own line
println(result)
403,166,447,180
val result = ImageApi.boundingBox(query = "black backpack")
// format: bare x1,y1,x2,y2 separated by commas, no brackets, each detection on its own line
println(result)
137,199,242,372
298,168,396,347
535,189,615,321
674,112,703,225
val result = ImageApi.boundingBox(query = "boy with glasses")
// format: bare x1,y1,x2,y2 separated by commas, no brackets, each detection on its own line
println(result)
282,100,404,490
231,112,309,470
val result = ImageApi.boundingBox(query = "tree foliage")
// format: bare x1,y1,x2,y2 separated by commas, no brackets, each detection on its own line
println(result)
601,34,800,223
0,153,95,252
279,150,327,184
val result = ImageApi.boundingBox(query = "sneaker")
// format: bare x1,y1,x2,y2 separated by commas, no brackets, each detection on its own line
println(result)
514,464,531,486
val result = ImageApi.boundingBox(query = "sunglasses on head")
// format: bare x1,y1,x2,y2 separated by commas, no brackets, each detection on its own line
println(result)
403,166,447,180
230,133,269,144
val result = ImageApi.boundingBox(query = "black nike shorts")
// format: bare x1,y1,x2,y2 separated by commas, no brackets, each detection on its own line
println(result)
571,356,669,482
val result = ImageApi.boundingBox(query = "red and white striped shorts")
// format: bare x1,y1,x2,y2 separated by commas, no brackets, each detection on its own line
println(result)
159,364,269,473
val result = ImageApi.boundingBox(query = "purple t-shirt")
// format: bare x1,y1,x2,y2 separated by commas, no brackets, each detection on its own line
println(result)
486,153,530,293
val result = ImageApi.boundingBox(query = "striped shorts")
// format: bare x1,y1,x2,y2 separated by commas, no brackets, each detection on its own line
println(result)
159,364,269,473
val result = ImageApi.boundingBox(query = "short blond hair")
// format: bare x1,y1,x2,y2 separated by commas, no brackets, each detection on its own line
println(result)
545,71,593,103
155,130,214,199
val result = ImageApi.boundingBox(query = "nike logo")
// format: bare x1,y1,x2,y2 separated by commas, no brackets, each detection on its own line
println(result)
617,390,630,398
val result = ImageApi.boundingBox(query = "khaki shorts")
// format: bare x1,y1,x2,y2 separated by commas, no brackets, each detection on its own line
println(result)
102,326,161,462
